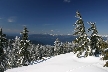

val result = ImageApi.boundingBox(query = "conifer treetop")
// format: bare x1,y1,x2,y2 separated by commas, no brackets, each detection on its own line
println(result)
54,38,60,44
0,28,2,34
87,22,98,35
20,26,29,40
73,11,86,36
75,11,82,19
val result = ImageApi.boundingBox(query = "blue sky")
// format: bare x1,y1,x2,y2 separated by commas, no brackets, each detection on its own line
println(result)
0,0,108,35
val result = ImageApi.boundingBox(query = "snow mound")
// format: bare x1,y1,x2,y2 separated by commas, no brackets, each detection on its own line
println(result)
73,55,100,63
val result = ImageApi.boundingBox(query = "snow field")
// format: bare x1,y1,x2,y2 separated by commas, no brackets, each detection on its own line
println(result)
5,52,108,72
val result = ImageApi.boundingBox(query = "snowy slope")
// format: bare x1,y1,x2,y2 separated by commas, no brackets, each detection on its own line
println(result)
5,52,108,72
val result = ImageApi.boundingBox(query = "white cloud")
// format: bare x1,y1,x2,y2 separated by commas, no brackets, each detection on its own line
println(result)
51,30,54,32
8,16,17,22
64,0,71,3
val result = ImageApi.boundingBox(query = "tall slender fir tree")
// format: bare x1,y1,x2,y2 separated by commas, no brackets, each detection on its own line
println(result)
73,11,90,58
20,26,31,66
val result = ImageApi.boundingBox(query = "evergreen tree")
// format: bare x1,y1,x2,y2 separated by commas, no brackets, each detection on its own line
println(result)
50,45,54,56
43,45,49,57
54,38,61,55
19,26,31,66
73,11,90,58
38,45,43,59
67,42,73,53
0,28,8,72
59,42,64,54
103,48,108,67
6,39,14,69
29,44,37,64
63,41,69,53
44,45,50,57
35,44,40,60
87,22,103,56
12,36,21,67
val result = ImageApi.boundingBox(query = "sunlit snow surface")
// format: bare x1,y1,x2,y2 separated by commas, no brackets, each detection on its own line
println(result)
5,52,108,72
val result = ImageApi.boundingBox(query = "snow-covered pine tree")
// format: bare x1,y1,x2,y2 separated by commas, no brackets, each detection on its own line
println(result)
50,45,54,56
48,45,54,57
73,40,79,54
54,38,61,55
6,37,21,69
29,44,37,64
65,41,72,53
87,22,103,56
67,42,73,53
4,39,13,69
12,36,22,67
63,41,69,53
59,42,64,54
73,11,90,58
19,26,31,66
71,41,76,52
0,28,8,72
44,45,50,57
103,48,108,67
35,44,40,60
6,39,15,69
38,45,44,60
42,45,47,57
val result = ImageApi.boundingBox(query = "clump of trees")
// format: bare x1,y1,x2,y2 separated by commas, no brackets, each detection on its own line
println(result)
73,11,108,67
0,27,75,72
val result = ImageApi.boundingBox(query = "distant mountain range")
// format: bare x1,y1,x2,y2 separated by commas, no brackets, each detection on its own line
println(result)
6,34,108,45
6,34,77,45
29,34,77,45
